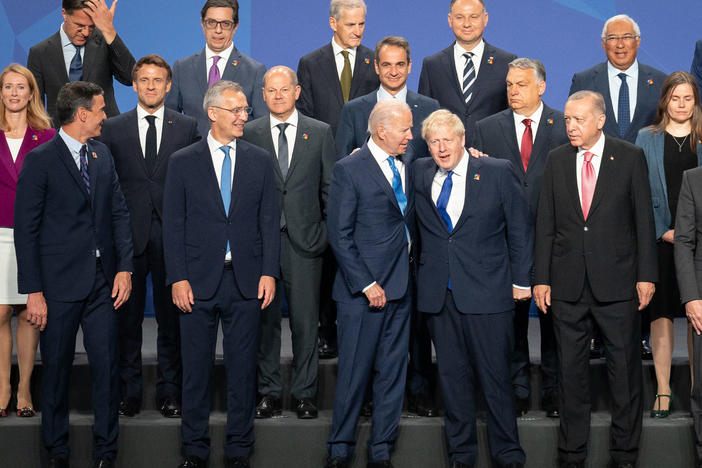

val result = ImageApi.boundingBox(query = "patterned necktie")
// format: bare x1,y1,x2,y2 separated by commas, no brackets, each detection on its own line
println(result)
144,115,157,173
617,72,630,138
436,171,454,231
276,123,290,178
386,156,407,214
581,151,596,220
340,50,352,102
220,145,231,254
79,144,90,194
208,55,221,87
462,52,476,104
520,118,533,171
69,45,83,82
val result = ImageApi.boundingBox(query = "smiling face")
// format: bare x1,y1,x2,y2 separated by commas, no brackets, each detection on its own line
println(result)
330,7,366,49
427,125,466,171
375,44,412,95
1,71,31,115
666,83,695,125
61,8,95,46
601,19,640,71
448,0,488,50
208,89,248,144
83,94,106,139
202,6,238,53
133,64,171,112
564,97,606,150
506,67,545,117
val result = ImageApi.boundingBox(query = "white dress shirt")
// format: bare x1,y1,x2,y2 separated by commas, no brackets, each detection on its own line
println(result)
576,131,606,204
270,110,298,163
6,138,22,162
205,42,233,78
331,38,356,78
607,60,638,122
453,40,485,89
60,25,85,77
207,132,237,261
136,104,165,157
377,85,408,102
431,149,468,227
513,102,544,152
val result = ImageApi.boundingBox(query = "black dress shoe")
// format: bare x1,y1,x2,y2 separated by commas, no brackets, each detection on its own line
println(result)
360,399,373,417
542,394,560,418
178,455,207,468
367,461,393,468
295,397,318,419
641,338,653,360
255,394,281,418
515,397,529,417
224,456,250,468
118,397,140,417
324,457,349,468
318,336,338,359
407,393,438,417
159,398,182,418
450,462,470,468
94,459,114,468
48,458,69,468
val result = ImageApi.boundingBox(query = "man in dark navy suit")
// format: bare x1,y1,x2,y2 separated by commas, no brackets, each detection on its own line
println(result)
15,81,133,468
473,57,568,419
418,0,516,148
99,54,200,419
325,99,415,468
413,109,531,468
163,80,279,468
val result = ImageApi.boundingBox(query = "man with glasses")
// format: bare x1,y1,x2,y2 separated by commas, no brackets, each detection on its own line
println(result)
27,0,135,124
166,0,267,136
163,80,279,468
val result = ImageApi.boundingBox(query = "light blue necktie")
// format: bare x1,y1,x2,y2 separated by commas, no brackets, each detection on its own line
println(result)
386,156,407,214
617,72,630,138
220,145,231,254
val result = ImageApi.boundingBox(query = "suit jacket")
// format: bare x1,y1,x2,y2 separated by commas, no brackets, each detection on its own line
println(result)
692,40,702,101
473,104,568,217
165,46,267,136
413,156,532,315
163,138,279,300
296,43,379,136
98,107,201,256
14,133,133,301
335,89,440,161
418,41,516,148
242,112,335,257
326,144,415,304
0,127,55,227
569,61,667,144
27,29,135,123
534,135,658,303
674,166,702,304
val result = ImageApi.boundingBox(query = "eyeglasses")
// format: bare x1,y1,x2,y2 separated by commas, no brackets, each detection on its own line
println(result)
203,19,236,30
211,105,252,116
604,34,639,43
66,15,95,33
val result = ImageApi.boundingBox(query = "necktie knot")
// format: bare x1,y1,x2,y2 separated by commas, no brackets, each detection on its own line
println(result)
69,45,83,82
522,118,531,129
276,122,289,134
618,72,627,83
386,156,407,215
340,50,349,59
212,55,221,66
208,56,222,87
145,115,156,126
583,151,594,163
220,145,231,158
463,52,474,62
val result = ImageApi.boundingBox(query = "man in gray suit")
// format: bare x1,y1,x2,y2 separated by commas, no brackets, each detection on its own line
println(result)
242,66,336,420
165,0,266,136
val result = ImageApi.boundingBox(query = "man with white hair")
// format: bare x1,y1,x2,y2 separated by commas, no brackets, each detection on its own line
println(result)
325,99,415,468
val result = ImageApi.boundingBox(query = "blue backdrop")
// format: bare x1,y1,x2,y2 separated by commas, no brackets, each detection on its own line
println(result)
3,0,701,115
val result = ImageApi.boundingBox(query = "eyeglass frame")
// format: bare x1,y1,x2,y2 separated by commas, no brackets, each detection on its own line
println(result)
202,18,236,31
603,34,640,43
211,105,252,116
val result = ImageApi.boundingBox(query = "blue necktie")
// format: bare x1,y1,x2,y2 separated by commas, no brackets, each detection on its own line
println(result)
220,145,231,254
69,45,83,82
436,171,453,231
617,72,630,138
386,156,407,214
462,52,476,104
79,144,90,194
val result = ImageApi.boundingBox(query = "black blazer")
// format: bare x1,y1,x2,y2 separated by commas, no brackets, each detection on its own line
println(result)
418,41,516,148
569,61,667,144
242,112,336,257
296,43,379,136
98,107,200,256
473,104,568,216
27,29,135,123
163,138,280,300
534,135,658,303
675,166,702,304
14,134,133,301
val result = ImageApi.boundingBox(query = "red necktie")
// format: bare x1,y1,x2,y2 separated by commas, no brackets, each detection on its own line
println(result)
581,151,596,220
520,118,532,171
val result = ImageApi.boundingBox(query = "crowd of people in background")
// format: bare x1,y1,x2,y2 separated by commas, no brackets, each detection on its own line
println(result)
2,0,702,467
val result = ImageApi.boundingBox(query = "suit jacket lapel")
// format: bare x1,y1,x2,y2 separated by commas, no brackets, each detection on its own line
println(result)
258,117,284,183
424,162,448,232
54,136,90,201
442,45,463,104
0,131,17,182
453,156,481,232
49,32,70,83
229,141,254,217
530,107,555,172
125,110,149,176
321,45,343,108
360,147,400,212
192,49,209,101
594,64,618,135
197,140,227,217
498,112,522,173
631,67,656,132
154,111,177,174
86,141,99,205
588,139,616,217
562,147,584,219
82,35,99,81
286,120,307,182
349,48,370,97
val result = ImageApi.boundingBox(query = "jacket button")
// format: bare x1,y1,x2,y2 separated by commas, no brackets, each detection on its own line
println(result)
584,226,589,231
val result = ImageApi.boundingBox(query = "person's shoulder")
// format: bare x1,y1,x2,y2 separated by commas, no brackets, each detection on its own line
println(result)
29,31,59,53
573,62,606,79
230,48,265,71
638,62,667,81
483,41,517,60
164,107,198,127
173,49,204,67
422,44,453,64
298,113,332,132
476,108,511,128
408,90,440,109
299,43,331,63
357,44,375,58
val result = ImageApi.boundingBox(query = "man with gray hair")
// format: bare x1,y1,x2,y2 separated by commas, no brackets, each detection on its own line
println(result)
473,57,568,419
325,98,415,468
534,90,657,468
163,79,279,468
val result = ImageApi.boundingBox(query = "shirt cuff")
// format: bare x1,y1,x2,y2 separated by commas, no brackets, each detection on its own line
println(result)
362,281,377,293
513,284,530,290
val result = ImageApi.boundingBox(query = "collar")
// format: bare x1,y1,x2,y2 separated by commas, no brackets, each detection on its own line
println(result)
368,136,394,164
207,131,237,154
59,127,84,154
437,149,469,178
607,59,638,79
578,132,606,158
513,101,544,126
454,39,485,60
206,42,234,63
377,85,408,102
270,109,299,130
137,104,165,121
60,24,78,49
331,38,357,59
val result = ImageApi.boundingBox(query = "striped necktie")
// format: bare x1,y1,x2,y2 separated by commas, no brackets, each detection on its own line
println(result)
462,52,476,104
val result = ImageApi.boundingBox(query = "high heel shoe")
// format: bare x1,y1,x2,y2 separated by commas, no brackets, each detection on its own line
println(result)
16,405,35,417
650,393,672,418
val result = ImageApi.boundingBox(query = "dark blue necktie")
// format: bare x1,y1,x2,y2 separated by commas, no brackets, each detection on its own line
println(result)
220,145,231,255
69,45,83,82
436,171,453,231
79,144,90,194
386,156,407,214
617,72,630,138
462,52,475,104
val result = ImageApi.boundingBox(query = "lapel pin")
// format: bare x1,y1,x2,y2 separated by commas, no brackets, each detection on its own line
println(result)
473,173,480,180
232,60,239,67
31,134,38,141
302,133,309,140
487,56,494,65
647,78,654,85
167,120,174,124
364,57,370,64
610,155,614,160
92,152,98,159
546,118,553,125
